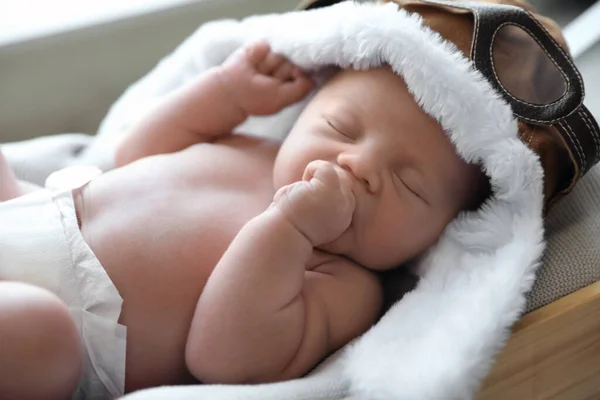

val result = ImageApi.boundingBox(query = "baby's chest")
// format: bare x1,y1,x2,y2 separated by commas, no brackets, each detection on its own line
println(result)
133,138,278,263
170,184,271,268
96,141,278,295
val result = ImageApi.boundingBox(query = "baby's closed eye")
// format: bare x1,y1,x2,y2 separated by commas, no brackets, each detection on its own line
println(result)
392,172,427,203
325,117,358,141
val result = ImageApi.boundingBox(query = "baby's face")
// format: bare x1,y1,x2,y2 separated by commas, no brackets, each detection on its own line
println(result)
274,67,479,270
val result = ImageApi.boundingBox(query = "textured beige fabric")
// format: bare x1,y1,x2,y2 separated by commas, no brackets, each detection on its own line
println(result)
525,163,600,313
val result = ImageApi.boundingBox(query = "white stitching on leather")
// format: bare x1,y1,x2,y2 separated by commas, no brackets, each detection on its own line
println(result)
488,22,572,109
559,120,586,171
526,130,534,147
521,125,534,148
565,119,587,171
420,1,585,130
579,110,600,164
526,9,584,100
557,122,584,179
472,8,480,60
552,124,581,187
580,111,600,156
422,1,582,125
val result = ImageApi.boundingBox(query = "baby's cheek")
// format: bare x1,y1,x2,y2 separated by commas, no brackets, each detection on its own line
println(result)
352,224,407,270
274,141,315,188
365,204,443,268
273,154,303,191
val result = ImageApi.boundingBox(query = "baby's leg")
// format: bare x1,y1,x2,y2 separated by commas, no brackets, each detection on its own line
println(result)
0,148,21,201
0,281,82,400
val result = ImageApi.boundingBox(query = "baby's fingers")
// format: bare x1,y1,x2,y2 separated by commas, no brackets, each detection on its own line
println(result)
302,160,337,185
245,42,271,67
304,161,355,210
277,73,315,106
336,168,356,211
257,51,286,75
273,62,294,81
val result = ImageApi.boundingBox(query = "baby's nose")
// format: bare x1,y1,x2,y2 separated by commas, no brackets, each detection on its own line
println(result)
336,152,380,193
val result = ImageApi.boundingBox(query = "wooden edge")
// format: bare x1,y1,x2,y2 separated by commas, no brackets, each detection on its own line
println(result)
513,280,600,332
343,283,600,400
478,280,600,399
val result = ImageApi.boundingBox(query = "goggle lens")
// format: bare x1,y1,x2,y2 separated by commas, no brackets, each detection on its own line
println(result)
492,24,567,105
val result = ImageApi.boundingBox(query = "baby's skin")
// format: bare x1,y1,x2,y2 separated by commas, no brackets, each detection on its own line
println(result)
0,42,481,397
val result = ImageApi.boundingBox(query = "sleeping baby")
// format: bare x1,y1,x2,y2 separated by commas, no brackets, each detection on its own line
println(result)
0,42,486,399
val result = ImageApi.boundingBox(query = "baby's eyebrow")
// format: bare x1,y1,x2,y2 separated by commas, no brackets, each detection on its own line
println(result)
326,104,356,118
328,99,364,122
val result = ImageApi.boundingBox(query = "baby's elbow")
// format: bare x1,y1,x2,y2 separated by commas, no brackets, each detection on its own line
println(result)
185,335,253,384
185,336,289,385
185,339,229,384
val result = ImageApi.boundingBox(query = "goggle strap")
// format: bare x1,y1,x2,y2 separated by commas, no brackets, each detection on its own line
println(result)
555,105,600,181
296,0,336,10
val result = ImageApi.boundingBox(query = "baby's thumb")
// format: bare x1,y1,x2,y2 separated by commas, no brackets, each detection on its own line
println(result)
302,160,336,184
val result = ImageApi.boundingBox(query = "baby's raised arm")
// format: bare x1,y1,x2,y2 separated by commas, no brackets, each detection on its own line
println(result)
186,161,382,383
115,43,314,166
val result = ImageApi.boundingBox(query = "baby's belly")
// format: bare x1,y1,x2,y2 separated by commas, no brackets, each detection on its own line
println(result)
79,138,277,390
96,192,255,389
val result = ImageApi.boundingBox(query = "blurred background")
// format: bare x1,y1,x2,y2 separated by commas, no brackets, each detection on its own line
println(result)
0,0,598,143
531,0,599,116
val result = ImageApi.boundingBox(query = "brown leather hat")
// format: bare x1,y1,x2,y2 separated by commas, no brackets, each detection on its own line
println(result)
297,0,600,209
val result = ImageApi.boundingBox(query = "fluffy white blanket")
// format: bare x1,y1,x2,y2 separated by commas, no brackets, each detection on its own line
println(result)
109,2,546,399
12,2,548,399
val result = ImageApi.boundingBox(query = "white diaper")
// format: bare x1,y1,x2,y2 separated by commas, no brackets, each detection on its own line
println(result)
0,166,126,400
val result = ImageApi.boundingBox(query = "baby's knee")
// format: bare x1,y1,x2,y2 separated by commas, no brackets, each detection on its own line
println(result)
0,281,82,400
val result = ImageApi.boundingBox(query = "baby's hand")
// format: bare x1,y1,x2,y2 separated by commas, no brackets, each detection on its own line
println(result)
272,161,355,246
218,42,314,117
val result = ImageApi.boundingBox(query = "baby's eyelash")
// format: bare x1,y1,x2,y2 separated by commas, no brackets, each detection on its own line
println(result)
326,120,352,138
394,173,426,202
406,184,421,198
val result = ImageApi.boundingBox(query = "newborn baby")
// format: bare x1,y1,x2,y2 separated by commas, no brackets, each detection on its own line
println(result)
0,42,484,399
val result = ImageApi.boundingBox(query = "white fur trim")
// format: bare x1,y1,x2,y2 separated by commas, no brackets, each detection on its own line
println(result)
98,2,545,399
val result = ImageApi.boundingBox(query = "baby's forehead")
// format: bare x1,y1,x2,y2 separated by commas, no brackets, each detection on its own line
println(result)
316,68,442,133
320,66,402,95
315,69,410,116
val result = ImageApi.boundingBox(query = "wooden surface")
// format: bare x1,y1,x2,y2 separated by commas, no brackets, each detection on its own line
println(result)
478,281,600,400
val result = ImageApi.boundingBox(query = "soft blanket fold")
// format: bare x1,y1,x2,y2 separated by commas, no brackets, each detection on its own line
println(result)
93,2,545,399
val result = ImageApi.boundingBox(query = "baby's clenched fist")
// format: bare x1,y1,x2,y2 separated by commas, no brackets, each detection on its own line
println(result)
272,161,356,246
218,42,314,117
